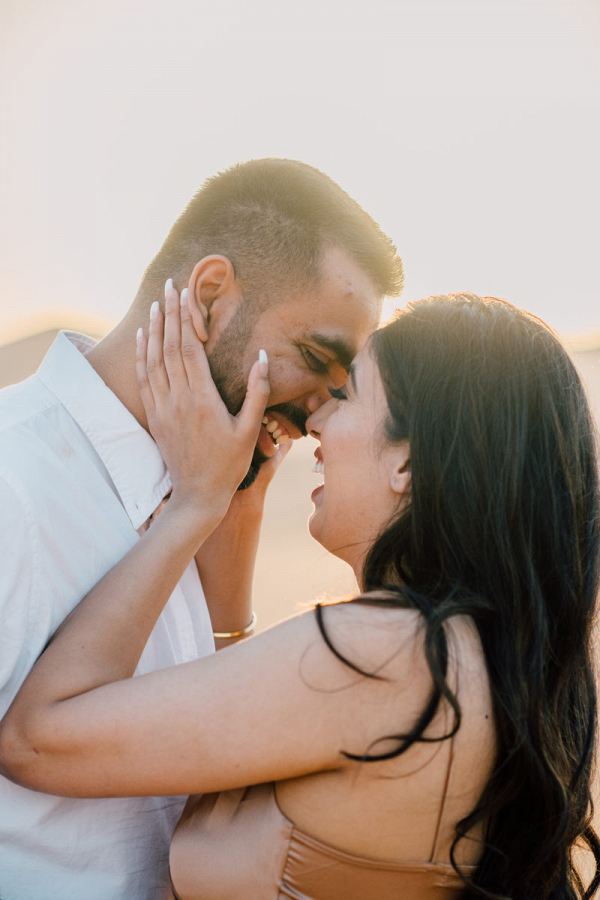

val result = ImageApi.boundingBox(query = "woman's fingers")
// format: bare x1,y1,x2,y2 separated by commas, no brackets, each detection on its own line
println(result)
187,288,209,343
236,351,271,440
135,328,155,421
180,289,213,390
137,289,271,502
146,301,170,400
162,279,188,390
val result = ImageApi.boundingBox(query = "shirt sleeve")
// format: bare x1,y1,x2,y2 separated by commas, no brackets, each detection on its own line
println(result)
0,468,42,708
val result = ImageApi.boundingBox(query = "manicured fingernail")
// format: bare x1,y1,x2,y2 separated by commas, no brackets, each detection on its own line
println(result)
258,349,268,376
165,278,173,294
150,301,160,321
136,327,143,343
180,287,188,307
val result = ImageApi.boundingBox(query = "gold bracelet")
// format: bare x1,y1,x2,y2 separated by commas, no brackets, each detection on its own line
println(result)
212,611,257,640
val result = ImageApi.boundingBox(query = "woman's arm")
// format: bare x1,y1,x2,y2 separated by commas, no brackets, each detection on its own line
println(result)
0,590,427,799
195,442,291,647
0,294,431,800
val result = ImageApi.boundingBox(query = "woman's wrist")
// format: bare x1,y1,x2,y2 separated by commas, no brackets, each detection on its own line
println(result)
212,611,257,640
162,489,228,540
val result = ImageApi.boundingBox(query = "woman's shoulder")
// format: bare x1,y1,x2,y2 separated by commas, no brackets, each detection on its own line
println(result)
303,592,486,682
254,593,490,737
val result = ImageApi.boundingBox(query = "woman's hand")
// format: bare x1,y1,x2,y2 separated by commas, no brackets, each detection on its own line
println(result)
136,281,270,518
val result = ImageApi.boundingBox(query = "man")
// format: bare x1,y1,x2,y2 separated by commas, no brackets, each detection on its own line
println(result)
0,158,402,899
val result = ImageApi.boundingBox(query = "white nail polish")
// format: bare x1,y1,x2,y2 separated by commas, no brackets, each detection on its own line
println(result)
165,278,173,293
150,301,160,321
181,288,188,307
259,349,268,365
136,327,143,342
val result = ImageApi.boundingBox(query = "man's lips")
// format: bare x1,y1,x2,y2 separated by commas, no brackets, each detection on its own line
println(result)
256,412,302,459
262,412,303,442
257,425,279,458
265,402,308,437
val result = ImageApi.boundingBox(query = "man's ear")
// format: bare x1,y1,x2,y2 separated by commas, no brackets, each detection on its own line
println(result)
186,256,241,346
389,440,411,497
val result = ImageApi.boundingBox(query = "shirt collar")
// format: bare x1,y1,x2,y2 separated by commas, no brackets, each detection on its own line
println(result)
37,331,172,530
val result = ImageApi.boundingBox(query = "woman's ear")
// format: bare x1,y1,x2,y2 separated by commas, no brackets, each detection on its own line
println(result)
389,441,411,497
186,256,240,345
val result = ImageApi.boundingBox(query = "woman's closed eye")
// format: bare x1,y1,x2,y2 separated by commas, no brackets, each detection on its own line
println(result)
328,386,347,401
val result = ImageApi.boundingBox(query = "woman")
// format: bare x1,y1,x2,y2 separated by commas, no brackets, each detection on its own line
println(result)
0,291,598,899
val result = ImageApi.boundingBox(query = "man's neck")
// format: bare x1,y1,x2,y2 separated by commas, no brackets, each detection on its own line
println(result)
85,318,149,431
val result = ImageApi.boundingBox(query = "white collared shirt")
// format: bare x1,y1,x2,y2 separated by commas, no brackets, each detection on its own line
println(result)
0,332,214,900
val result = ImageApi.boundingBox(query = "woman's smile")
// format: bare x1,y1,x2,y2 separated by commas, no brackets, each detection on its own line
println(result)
305,346,410,576
311,448,325,500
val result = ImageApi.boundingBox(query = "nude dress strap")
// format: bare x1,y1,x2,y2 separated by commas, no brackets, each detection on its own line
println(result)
430,660,461,863
429,729,457,862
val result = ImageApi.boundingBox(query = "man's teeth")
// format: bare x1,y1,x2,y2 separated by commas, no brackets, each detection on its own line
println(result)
261,415,290,444
311,460,324,476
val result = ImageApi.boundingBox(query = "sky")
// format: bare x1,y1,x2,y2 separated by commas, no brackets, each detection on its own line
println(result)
1,0,599,340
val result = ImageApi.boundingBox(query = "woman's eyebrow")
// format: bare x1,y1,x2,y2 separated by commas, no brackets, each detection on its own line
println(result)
307,333,355,370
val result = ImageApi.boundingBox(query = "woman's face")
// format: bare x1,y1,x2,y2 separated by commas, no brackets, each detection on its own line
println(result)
306,343,410,578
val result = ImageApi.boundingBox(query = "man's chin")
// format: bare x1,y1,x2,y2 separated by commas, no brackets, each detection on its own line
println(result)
236,447,270,491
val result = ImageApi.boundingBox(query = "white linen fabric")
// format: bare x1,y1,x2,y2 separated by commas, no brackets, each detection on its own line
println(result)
0,332,215,900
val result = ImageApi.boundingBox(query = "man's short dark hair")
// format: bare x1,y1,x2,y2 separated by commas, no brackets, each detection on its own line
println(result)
141,158,403,306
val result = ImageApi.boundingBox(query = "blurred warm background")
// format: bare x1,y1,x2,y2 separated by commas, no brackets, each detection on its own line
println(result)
1,0,600,877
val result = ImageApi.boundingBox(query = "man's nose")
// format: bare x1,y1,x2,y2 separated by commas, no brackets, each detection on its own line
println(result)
305,385,334,415
306,396,335,438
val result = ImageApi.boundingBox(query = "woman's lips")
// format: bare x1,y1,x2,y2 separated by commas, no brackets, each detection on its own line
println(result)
311,450,324,502
311,483,324,502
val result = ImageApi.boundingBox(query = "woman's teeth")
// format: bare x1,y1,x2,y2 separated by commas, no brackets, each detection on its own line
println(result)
262,415,290,444
311,460,324,476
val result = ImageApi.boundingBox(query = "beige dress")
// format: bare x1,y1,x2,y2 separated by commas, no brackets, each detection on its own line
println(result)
169,618,491,899
169,762,474,900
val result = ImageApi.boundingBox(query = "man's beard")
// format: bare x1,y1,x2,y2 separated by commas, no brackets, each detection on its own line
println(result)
208,306,307,490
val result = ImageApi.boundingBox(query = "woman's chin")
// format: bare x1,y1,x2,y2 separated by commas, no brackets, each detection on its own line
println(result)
308,508,329,551
308,513,350,565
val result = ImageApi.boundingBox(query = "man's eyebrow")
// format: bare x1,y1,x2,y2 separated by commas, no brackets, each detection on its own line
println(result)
308,333,355,370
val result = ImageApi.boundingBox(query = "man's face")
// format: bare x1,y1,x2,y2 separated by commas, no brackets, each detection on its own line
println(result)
208,246,382,488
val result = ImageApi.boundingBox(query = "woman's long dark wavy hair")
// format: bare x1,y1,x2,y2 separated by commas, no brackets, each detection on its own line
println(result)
316,293,600,899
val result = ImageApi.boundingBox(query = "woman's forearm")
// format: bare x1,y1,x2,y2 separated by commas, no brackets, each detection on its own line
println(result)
195,499,263,647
